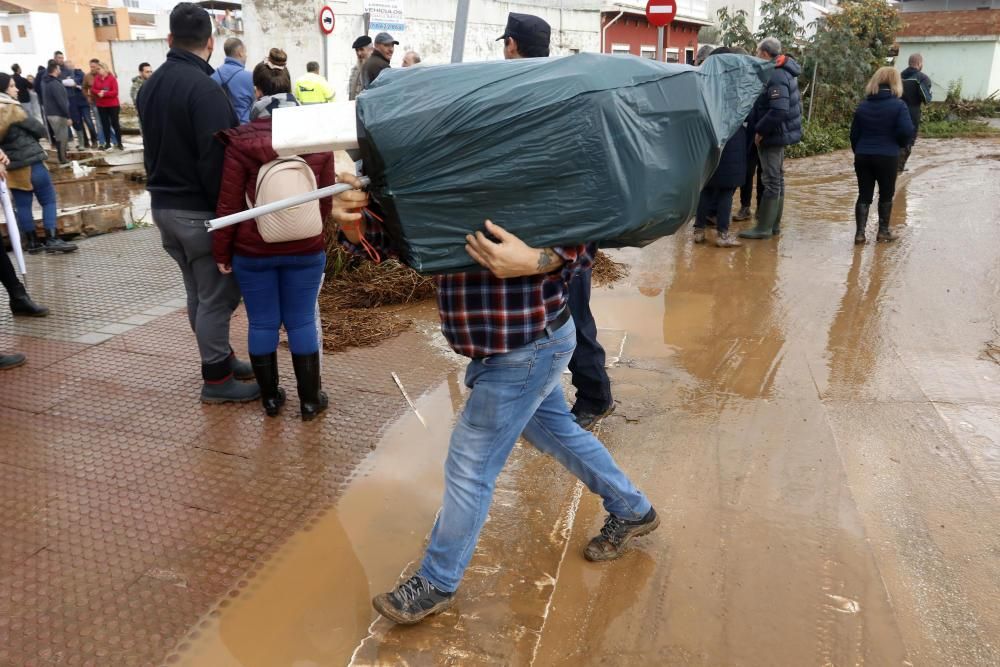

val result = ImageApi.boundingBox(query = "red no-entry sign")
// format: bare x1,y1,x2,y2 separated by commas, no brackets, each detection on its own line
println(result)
646,0,677,27
319,5,335,34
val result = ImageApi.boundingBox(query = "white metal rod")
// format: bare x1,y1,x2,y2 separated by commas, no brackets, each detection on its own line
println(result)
207,176,371,231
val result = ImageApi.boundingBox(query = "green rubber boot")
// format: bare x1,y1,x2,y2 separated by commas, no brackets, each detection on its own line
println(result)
772,196,784,235
739,197,779,239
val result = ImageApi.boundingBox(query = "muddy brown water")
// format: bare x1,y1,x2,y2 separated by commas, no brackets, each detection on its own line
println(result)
177,139,1000,666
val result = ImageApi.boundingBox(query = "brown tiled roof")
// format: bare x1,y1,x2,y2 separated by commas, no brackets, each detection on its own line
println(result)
898,9,1000,38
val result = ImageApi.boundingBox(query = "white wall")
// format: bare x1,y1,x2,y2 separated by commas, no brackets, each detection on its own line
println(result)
897,38,1000,99
110,37,169,97
243,0,600,101
0,12,63,72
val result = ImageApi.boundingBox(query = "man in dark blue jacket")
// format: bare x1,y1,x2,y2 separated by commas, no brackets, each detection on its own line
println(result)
137,2,259,404
740,37,802,240
898,53,932,172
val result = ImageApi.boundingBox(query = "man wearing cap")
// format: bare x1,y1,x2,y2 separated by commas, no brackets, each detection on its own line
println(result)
500,12,616,431
348,35,373,101
360,32,398,89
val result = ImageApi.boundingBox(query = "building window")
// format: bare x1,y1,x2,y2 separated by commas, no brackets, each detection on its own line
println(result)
17,24,25,38
125,0,139,6
685,48,695,64
1,26,9,43
611,44,631,55
94,14,117,27
666,48,680,63
640,46,656,59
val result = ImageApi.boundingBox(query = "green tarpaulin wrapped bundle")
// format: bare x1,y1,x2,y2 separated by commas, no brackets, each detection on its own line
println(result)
357,53,772,274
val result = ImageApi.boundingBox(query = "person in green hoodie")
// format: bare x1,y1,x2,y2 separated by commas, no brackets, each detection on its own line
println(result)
130,62,153,106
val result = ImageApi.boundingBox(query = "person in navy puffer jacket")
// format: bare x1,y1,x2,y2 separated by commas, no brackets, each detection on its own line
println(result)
740,37,802,240
850,67,914,244
693,47,747,248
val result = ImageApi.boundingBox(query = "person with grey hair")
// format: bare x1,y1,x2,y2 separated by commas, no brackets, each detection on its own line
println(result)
211,36,254,123
694,44,714,66
739,37,802,240
402,51,422,68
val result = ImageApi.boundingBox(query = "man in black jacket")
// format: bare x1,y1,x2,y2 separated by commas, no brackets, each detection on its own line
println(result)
137,2,259,404
40,61,71,165
361,32,397,89
898,53,932,172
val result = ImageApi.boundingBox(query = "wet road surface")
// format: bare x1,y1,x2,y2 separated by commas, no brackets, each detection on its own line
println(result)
174,138,1000,666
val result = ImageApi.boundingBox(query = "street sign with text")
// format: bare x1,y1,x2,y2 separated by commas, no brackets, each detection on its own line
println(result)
645,0,676,27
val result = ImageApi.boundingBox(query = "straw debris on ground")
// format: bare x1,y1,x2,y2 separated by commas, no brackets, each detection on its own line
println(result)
317,244,630,351
592,251,630,287
319,245,436,351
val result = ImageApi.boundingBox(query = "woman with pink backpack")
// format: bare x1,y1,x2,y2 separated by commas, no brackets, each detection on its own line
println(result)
212,48,335,421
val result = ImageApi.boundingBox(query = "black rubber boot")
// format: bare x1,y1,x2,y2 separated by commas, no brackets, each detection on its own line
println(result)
876,201,898,242
250,352,286,417
854,202,870,244
25,234,45,255
9,288,49,317
43,229,78,254
292,352,328,422
0,352,26,370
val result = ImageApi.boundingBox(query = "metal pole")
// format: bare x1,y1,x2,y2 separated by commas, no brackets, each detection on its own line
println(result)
808,60,818,124
657,26,664,62
323,34,329,79
451,0,470,63
207,177,372,231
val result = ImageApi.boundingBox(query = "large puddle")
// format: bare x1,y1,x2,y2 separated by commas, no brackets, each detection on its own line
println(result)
174,138,1000,665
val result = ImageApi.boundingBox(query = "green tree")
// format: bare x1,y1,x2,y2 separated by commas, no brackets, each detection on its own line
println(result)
801,0,903,124
716,7,756,52
755,0,805,53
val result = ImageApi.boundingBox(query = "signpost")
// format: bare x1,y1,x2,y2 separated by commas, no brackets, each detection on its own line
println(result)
319,5,334,78
645,0,676,63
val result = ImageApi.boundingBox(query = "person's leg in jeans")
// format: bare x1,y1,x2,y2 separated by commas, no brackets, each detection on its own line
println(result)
11,187,42,254
77,103,98,147
415,320,653,596
152,209,257,402
874,155,900,242
31,162,75,253
854,154,877,243
109,107,123,148
90,104,105,146
714,188,741,247
567,267,613,428
97,108,111,148
741,144,782,239
735,144,758,220
278,252,328,419
693,187,713,242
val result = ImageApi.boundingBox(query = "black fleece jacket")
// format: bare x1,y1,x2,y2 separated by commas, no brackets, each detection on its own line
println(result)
137,48,237,212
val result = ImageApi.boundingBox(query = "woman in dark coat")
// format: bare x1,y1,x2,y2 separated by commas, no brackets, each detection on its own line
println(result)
850,67,914,244
693,47,745,248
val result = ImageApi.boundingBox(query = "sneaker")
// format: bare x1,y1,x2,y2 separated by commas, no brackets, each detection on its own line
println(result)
733,206,752,221
573,403,615,431
372,574,455,625
584,507,660,562
715,232,742,248
692,229,706,244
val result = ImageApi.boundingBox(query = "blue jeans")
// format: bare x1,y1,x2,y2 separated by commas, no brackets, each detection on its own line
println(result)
567,267,612,414
12,162,57,235
418,318,651,592
695,186,735,234
231,252,325,356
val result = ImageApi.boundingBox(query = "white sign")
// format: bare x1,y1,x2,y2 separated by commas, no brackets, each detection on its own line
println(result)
364,0,404,33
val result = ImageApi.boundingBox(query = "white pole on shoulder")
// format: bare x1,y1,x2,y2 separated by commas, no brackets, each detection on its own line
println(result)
206,177,371,231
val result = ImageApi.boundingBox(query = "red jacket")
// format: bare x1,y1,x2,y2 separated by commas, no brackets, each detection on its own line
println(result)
213,118,334,265
92,73,119,108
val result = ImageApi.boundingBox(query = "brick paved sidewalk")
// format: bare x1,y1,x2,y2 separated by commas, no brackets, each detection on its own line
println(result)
0,229,454,665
